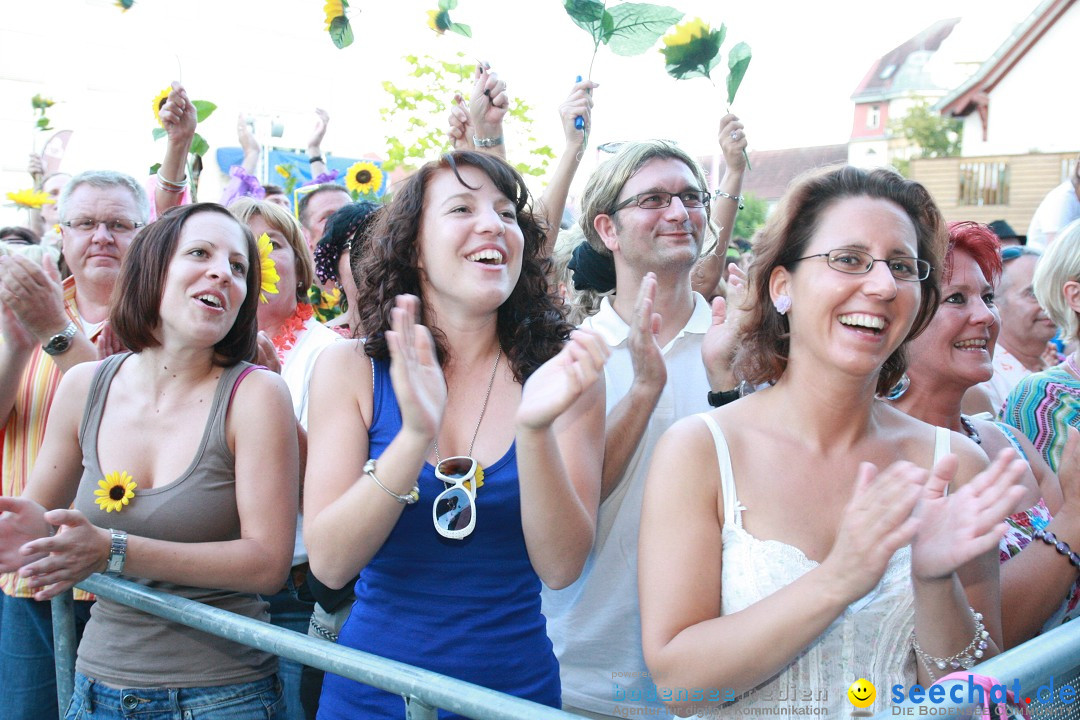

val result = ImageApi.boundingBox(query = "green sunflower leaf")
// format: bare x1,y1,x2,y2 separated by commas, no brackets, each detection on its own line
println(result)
448,22,472,38
149,162,161,175
188,133,209,158
193,100,217,123
329,15,354,49
606,3,683,56
726,41,752,106
151,127,167,141
564,0,606,44
439,0,458,9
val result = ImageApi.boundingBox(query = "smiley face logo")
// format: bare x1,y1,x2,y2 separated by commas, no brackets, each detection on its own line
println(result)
847,679,876,709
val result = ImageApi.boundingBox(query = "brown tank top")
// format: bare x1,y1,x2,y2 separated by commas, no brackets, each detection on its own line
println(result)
73,352,276,687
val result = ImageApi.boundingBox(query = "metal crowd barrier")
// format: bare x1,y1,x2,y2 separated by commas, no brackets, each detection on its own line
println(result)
51,574,584,720
869,618,1080,720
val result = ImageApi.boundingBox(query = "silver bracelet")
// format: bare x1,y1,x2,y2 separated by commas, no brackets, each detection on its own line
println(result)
363,459,419,505
472,135,504,148
912,607,988,682
714,190,744,210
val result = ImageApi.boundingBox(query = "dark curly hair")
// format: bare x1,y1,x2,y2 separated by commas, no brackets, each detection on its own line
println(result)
356,151,571,382
735,165,946,395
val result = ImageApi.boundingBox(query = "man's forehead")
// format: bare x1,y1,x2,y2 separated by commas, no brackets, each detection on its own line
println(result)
67,184,137,209
623,157,696,192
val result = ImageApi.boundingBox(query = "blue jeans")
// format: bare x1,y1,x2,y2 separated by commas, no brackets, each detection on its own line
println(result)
0,592,93,720
65,672,283,719
265,570,315,720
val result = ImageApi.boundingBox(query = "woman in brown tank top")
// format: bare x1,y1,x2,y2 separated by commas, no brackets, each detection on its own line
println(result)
0,203,299,719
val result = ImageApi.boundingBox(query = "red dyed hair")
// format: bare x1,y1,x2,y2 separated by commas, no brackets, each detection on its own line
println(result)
945,221,1002,286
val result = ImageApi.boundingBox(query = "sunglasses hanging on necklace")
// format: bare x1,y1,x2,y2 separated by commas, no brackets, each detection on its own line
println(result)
432,347,502,540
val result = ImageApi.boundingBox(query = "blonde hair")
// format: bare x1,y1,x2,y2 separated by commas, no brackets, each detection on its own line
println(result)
553,227,608,326
230,197,314,302
1033,219,1080,343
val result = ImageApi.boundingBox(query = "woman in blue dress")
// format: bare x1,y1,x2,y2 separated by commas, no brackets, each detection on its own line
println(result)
305,151,608,719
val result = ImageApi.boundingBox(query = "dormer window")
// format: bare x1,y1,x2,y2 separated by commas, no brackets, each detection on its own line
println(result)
879,63,896,79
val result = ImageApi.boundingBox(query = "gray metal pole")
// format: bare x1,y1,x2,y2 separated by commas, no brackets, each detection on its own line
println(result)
51,591,76,717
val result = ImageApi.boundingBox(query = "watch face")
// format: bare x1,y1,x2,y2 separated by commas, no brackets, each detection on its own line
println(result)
44,334,71,356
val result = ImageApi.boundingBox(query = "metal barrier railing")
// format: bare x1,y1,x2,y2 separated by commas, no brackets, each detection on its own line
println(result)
52,574,584,720
868,618,1080,720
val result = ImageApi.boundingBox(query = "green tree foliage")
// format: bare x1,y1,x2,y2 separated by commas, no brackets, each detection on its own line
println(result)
379,53,555,177
732,192,767,241
890,102,962,176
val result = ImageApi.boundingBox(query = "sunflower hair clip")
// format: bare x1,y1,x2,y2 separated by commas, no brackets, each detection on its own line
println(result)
94,471,137,513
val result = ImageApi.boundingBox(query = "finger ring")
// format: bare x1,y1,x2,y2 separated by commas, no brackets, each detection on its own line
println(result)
731,131,739,140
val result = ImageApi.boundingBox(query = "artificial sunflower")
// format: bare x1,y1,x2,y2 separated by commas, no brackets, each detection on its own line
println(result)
151,86,171,127
660,18,724,81
115,0,135,10
427,9,445,34
257,233,280,304
324,0,353,48
465,464,484,493
345,161,383,196
6,188,55,210
94,471,137,513
275,164,292,180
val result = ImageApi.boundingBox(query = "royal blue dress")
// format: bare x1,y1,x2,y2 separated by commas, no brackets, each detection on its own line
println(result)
317,358,561,719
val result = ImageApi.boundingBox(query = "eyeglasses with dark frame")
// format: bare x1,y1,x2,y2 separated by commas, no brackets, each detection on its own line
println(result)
61,217,145,237
610,190,710,214
795,248,932,282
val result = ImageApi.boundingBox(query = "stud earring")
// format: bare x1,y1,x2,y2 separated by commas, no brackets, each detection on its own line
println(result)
774,295,791,315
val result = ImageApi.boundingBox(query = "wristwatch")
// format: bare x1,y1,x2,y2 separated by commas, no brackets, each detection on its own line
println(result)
42,321,78,356
104,529,128,576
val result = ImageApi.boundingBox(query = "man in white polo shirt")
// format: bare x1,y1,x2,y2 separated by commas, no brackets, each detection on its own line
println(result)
542,140,745,719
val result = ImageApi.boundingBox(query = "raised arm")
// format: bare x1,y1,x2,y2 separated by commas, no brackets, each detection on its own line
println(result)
640,417,926,715
691,114,748,297
516,329,608,589
307,108,330,178
467,62,508,160
154,82,197,216
26,153,47,236
15,368,300,599
537,79,597,258
600,274,664,501
304,295,446,589
220,114,262,207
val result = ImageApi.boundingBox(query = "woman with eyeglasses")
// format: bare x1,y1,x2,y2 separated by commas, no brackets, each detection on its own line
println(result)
0,203,298,718
638,166,1027,717
888,221,1080,647
304,151,607,719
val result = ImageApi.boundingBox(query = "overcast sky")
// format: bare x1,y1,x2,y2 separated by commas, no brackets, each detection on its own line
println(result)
0,0,1040,222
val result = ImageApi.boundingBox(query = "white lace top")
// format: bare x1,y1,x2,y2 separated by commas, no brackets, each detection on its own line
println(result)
698,414,950,717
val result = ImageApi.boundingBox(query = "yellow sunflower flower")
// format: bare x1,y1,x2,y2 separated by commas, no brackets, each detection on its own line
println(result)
427,9,444,34
345,161,383,196
94,471,137,513
6,188,55,210
152,86,171,127
257,233,280,304
662,17,710,47
275,164,291,179
324,0,345,30
317,287,342,311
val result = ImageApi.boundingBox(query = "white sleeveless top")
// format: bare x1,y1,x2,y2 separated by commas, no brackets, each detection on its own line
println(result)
698,414,951,716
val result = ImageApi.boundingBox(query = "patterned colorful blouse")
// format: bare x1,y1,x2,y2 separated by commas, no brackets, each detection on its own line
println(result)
1001,364,1080,473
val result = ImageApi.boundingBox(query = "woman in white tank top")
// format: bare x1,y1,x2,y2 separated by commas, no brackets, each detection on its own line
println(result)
638,166,1028,718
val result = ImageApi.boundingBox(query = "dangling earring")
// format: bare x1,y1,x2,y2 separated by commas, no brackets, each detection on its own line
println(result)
338,283,348,312
774,295,791,315
885,373,910,401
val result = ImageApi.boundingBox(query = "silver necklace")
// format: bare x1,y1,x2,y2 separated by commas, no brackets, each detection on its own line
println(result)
433,347,503,464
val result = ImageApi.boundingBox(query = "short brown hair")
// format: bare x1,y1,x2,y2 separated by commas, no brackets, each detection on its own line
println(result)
230,198,314,302
110,203,260,365
736,165,945,395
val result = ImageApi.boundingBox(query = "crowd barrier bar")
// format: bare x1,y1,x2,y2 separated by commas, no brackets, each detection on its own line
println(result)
52,574,585,720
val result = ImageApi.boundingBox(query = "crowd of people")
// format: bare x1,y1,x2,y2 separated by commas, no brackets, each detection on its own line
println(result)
0,61,1078,720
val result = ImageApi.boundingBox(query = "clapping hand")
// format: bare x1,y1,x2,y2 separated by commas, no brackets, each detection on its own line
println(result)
823,461,925,600
911,450,1028,581
628,273,666,394
517,329,609,431
17,510,110,601
701,263,747,391
0,496,51,574
386,295,446,441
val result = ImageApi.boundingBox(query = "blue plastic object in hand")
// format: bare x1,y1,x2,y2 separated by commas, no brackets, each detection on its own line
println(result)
574,75,585,130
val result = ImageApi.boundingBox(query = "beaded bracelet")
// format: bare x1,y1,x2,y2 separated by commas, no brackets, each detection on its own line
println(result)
912,607,988,683
714,190,745,210
1032,529,1080,569
363,458,419,505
